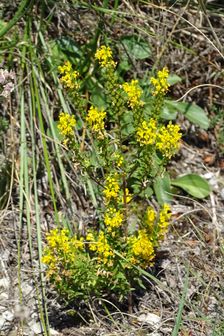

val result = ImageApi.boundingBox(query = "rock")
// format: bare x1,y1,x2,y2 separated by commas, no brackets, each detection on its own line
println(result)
49,328,61,335
29,321,42,334
0,277,10,289
137,312,161,327
0,315,6,329
2,310,14,321
220,188,224,200
0,292,8,301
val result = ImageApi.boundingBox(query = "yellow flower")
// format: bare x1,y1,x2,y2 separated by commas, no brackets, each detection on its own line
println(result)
112,152,124,168
122,188,132,204
86,231,97,251
103,174,120,203
42,228,85,279
145,206,156,232
95,45,116,68
58,112,76,138
156,122,181,158
58,61,80,89
157,204,171,240
122,79,144,109
104,207,123,231
94,231,114,265
86,106,106,135
136,119,157,146
150,67,170,96
128,229,155,266
58,61,72,74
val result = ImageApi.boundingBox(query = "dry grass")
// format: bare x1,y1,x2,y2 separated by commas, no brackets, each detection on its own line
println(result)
0,1,224,335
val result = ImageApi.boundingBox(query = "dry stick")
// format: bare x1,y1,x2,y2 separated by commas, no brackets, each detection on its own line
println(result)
143,1,224,61
152,1,189,71
174,84,224,102
197,0,223,52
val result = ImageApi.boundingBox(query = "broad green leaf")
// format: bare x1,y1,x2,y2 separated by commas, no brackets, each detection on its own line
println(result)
118,59,131,73
121,35,151,60
91,87,107,109
141,186,153,198
167,74,182,86
171,173,210,198
56,37,83,57
175,102,210,129
161,100,178,120
120,112,134,137
153,173,173,205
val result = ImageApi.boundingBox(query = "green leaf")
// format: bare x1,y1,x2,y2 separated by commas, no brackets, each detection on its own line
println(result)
153,173,173,205
0,20,6,31
175,102,210,129
172,267,189,336
121,35,151,60
118,59,131,73
167,74,182,86
56,37,83,57
161,100,178,120
141,186,153,198
171,174,210,198
120,112,134,137
91,87,107,109
47,121,63,141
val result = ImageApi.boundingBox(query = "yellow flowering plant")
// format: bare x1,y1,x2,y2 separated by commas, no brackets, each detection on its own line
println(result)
42,45,182,304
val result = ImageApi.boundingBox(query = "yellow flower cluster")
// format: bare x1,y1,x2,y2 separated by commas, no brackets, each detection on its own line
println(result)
112,152,124,168
58,61,80,89
103,174,120,203
150,67,170,96
42,228,84,277
136,118,181,158
136,119,157,145
95,45,116,68
122,188,132,204
86,106,106,135
58,112,76,138
87,230,114,265
145,206,156,232
122,79,144,109
104,207,123,232
156,122,181,159
129,229,155,266
157,204,171,240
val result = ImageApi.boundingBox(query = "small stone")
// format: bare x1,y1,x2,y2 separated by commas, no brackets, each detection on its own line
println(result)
0,316,6,329
49,328,61,335
220,188,224,200
3,310,14,321
137,312,161,327
29,321,42,334
21,283,33,296
0,277,10,289
160,259,171,269
0,292,8,301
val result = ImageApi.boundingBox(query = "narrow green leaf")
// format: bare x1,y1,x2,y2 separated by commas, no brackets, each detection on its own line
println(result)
172,267,189,336
171,173,210,198
0,0,34,38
